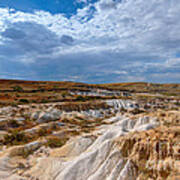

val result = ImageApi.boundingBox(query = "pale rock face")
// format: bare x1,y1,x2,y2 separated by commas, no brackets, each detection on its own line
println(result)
117,160,138,180
51,136,95,158
36,109,62,123
134,122,158,131
106,159,126,180
0,118,8,123
87,149,123,180
0,131,8,142
55,140,115,180
31,111,41,121
0,157,12,179
21,115,158,180
106,99,137,110
0,100,162,180
0,99,178,180
0,107,16,115
15,117,25,122
104,116,123,123
24,127,39,134
60,111,88,120
8,141,43,157
0,156,27,180
24,141,43,152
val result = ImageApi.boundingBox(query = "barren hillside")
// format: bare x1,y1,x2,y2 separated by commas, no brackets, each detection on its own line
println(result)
0,80,179,180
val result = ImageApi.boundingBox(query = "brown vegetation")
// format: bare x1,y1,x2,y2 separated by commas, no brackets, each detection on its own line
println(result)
116,110,180,180
0,79,179,106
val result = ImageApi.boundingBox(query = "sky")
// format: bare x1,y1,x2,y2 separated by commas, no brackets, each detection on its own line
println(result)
0,0,180,83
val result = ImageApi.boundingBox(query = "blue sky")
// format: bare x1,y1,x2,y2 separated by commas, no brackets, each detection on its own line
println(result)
0,0,180,83
0,0,97,16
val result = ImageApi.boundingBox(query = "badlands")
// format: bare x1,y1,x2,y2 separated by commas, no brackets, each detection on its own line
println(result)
0,80,179,180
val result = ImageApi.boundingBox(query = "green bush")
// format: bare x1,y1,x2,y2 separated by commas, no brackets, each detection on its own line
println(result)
61,92,68,98
174,102,180,106
16,94,20,97
40,99,49,103
46,137,68,148
8,120,20,128
19,99,29,103
4,130,27,145
76,95,87,101
37,128,48,136
12,86,23,92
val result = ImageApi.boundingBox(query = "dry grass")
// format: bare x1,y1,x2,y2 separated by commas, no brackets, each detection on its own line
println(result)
116,110,180,180
0,79,179,106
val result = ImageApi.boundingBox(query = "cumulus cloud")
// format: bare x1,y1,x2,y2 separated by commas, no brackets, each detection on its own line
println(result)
166,58,180,67
1,28,26,39
0,0,180,82
61,35,74,45
76,0,88,3
97,0,120,11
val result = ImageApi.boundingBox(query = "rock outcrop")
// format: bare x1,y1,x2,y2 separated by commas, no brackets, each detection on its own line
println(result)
0,103,179,180
16,115,159,180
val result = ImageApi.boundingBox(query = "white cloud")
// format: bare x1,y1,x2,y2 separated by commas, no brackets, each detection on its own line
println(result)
0,0,180,82
166,58,180,67
76,0,88,3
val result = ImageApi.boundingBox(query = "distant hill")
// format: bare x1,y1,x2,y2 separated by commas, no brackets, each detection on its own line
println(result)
0,79,179,106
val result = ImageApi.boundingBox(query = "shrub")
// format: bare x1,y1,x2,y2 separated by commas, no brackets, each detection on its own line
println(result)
37,128,48,136
3,130,27,145
46,137,68,148
76,95,87,101
120,107,127,113
12,86,23,92
130,108,145,115
40,99,49,103
21,148,34,158
8,120,20,128
61,92,68,98
10,102,18,107
174,102,180,106
19,99,29,103
16,94,20,97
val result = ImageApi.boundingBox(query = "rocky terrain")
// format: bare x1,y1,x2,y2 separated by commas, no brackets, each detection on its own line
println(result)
0,80,179,180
